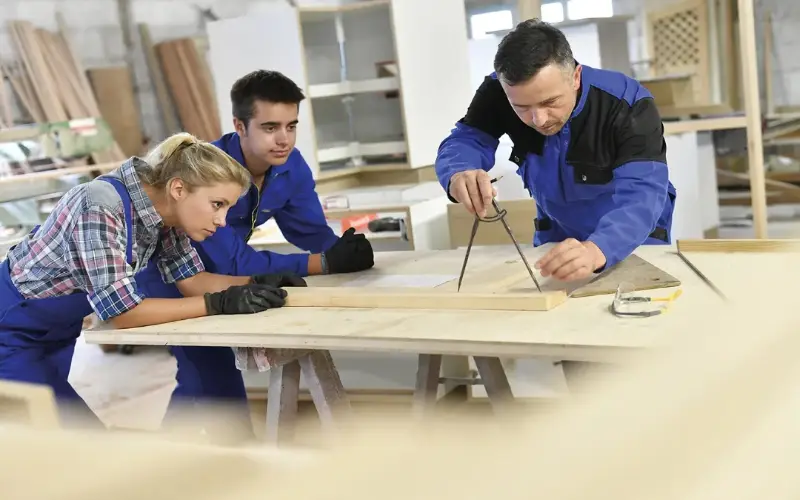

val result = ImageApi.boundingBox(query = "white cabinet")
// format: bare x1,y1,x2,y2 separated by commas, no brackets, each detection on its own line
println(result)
207,0,474,177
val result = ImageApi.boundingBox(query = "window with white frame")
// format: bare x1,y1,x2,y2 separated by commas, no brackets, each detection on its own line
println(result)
540,0,613,22
470,9,514,39
541,2,565,23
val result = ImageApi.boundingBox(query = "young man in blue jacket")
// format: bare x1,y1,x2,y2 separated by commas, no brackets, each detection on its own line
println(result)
437,19,676,281
138,70,374,437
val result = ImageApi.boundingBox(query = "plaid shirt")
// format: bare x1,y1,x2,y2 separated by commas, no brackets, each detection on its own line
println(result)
7,158,205,321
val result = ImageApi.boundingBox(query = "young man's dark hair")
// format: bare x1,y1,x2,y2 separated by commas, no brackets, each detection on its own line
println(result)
230,70,306,127
493,19,576,85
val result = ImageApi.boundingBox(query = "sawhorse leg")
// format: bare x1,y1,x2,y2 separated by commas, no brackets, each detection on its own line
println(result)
472,356,514,409
558,360,614,394
413,354,514,416
299,350,351,430
265,359,301,444
412,354,442,417
265,350,351,446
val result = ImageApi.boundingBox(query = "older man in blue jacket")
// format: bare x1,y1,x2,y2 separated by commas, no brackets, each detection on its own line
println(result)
436,20,676,388
437,19,676,280
138,70,374,437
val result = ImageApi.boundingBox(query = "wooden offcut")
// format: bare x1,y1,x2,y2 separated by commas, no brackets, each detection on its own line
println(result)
284,286,567,312
570,254,681,298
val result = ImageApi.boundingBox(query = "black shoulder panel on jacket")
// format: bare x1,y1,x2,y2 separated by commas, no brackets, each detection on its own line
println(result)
566,87,666,185
613,96,667,167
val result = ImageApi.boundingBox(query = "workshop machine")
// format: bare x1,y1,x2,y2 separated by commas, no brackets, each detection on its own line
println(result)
0,119,137,354
0,118,115,256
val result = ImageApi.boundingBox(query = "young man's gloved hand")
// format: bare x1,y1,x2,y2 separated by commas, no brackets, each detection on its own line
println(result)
204,284,288,315
323,228,375,274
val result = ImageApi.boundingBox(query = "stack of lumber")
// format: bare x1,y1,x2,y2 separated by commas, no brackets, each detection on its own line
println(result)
155,38,221,142
2,15,125,164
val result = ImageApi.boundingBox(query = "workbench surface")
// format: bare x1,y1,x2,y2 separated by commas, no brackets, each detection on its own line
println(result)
84,244,791,363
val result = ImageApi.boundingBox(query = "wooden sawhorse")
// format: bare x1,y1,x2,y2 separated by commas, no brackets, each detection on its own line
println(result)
412,354,610,413
264,350,352,445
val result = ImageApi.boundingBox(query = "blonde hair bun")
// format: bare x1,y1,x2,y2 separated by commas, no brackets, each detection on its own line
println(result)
137,132,250,194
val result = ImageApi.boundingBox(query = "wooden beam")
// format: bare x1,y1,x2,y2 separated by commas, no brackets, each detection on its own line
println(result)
736,0,768,238
284,287,567,312
763,10,774,116
517,0,541,22
677,239,800,253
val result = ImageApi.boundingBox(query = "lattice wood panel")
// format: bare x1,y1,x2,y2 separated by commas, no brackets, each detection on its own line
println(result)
647,0,710,105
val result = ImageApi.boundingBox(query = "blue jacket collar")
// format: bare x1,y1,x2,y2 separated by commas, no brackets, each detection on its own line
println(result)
570,63,590,119
217,132,293,177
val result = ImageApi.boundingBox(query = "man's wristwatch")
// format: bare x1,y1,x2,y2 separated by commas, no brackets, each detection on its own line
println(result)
320,252,330,274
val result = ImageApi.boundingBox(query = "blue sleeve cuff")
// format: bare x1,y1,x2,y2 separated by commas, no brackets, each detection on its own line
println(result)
586,234,618,272
256,250,311,277
434,122,499,198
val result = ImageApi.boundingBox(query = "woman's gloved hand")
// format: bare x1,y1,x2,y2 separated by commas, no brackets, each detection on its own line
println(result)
323,228,374,274
204,284,288,315
251,273,307,288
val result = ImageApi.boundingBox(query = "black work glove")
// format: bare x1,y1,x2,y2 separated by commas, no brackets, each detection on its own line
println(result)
251,273,307,288
204,284,288,315
323,227,374,274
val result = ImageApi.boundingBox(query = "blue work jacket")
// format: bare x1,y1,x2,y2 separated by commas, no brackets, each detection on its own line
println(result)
435,65,677,270
195,133,339,277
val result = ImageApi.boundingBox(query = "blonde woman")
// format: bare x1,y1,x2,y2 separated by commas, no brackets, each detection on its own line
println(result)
0,133,304,428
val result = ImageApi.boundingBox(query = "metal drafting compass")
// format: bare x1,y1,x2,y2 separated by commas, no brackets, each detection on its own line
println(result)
456,179,542,293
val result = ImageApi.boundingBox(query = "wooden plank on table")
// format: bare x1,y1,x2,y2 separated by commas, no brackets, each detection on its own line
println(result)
284,286,567,312
435,258,541,293
677,239,800,253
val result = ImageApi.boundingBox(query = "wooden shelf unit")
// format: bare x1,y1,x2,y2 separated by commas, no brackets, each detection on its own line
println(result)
206,0,474,178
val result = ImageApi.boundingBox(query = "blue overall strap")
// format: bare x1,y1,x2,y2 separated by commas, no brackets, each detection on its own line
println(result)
98,177,134,265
